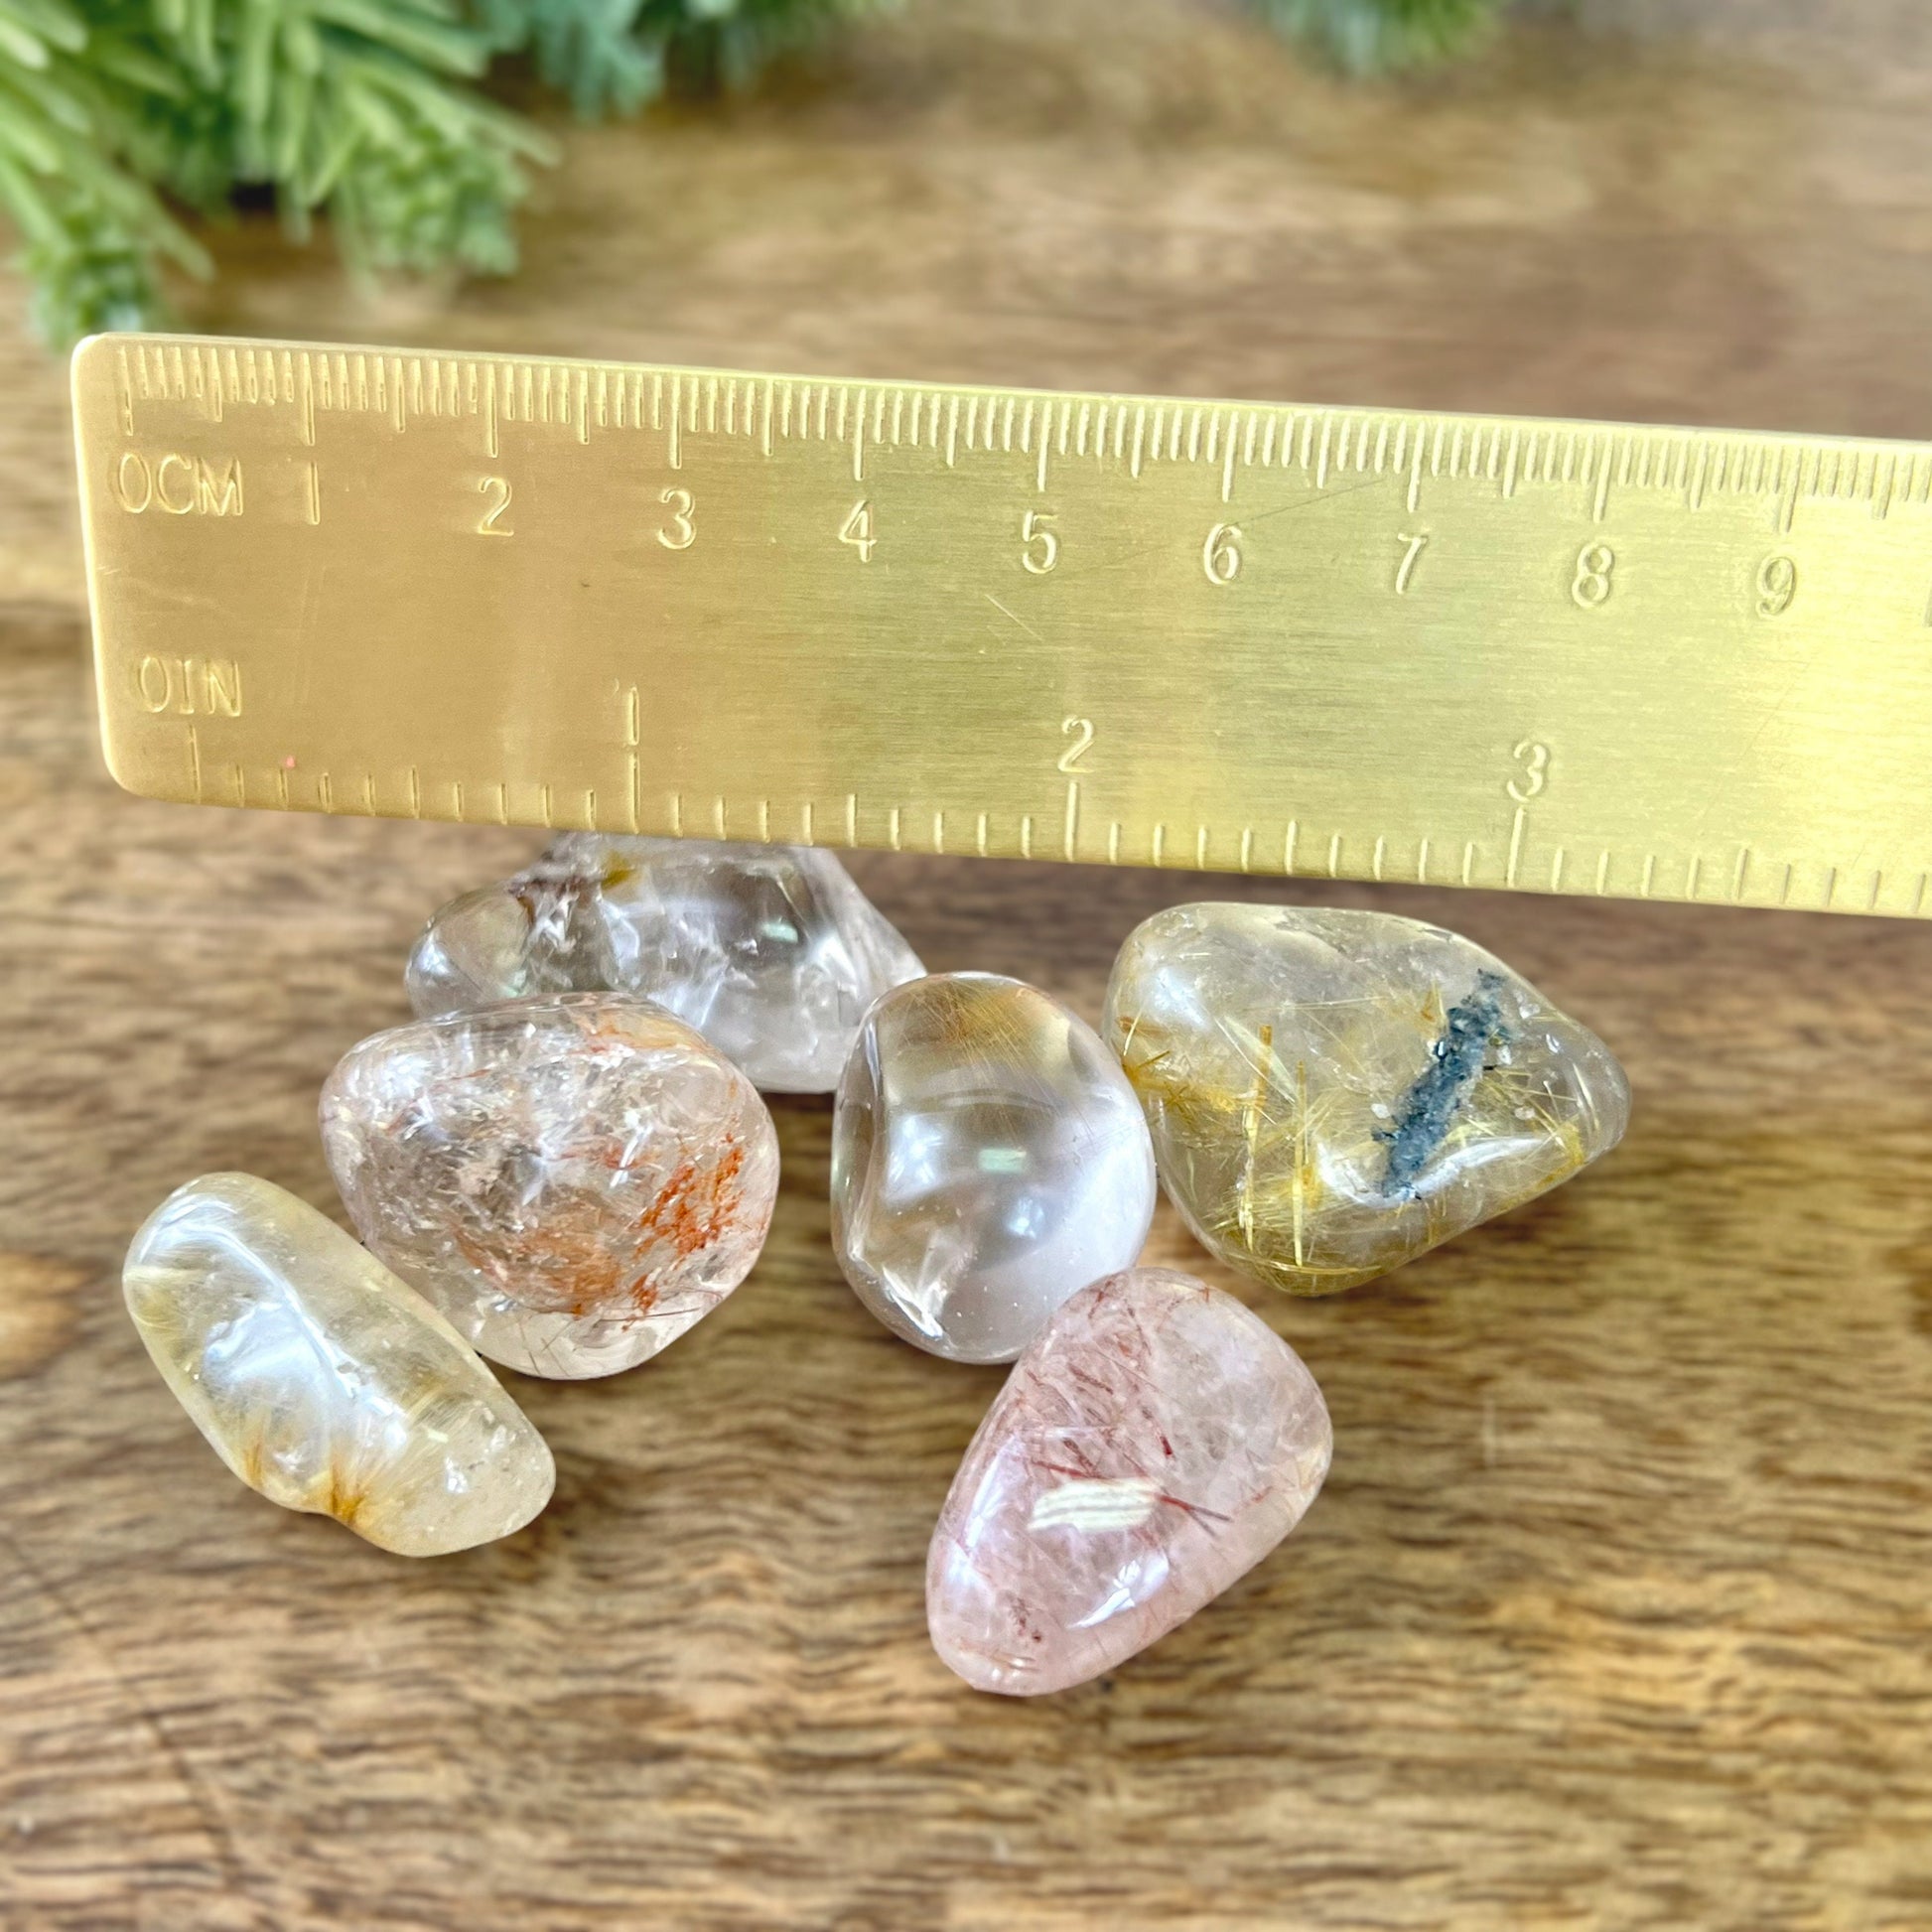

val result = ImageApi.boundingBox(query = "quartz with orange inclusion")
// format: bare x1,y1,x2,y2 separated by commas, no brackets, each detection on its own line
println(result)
322,993,778,1378
123,1173,554,1556
1104,904,1629,1297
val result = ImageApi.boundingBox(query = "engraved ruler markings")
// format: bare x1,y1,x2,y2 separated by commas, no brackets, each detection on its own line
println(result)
71,333,1932,918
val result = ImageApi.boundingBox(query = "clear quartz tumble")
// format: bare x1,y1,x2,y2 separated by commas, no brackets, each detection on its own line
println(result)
831,972,1158,1364
405,834,924,1093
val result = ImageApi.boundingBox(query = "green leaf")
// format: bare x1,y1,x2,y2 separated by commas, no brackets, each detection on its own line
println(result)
1243,0,1506,75
0,0,898,347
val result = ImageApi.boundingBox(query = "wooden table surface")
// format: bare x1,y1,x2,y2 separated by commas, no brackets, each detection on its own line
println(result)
7,2,1932,1925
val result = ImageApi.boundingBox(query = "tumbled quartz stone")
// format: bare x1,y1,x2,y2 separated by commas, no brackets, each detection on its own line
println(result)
405,834,924,1093
1105,903,1630,1296
927,1266,1330,1695
321,992,779,1379
831,972,1158,1364
123,1173,554,1557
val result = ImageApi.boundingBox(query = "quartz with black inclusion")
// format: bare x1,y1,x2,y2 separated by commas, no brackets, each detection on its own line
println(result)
1103,904,1629,1296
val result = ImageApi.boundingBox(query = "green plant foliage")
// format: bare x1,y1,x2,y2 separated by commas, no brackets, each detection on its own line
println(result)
0,0,206,341
0,0,555,343
1,0,1496,347
0,0,890,345
1244,0,1505,75
476,0,897,120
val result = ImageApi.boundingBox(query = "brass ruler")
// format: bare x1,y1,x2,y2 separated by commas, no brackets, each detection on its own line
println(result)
72,331,1932,918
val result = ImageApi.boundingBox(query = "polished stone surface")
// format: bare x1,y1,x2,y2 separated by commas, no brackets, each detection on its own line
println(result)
1105,903,1630,1295
405,834,924,1092
123,1173,554,1556
831,972,1158,1364
927,1265,1331,1696
322,992,779,1378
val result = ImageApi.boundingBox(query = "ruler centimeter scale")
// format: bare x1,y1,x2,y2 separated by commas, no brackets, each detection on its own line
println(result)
71,332,1932,918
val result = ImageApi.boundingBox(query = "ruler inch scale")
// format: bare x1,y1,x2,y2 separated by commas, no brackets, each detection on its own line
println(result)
72,330,1932,920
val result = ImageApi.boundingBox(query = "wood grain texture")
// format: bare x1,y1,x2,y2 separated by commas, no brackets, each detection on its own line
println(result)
7,2,1932,1926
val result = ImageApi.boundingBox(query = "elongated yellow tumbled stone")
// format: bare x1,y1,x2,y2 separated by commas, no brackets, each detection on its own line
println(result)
123,1173,554,1555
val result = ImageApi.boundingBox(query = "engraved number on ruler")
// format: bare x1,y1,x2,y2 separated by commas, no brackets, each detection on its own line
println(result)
1572,541,1615,608
1506,740,1550,803
1057,717,1095,772
1395,531,1429,596
1202,523,1242,586
840,499,878,562
135,654,242,717
657,486,696,551
477,476,513,536
113,452,244,517
1022,509,1059,575
1755,553,1797,618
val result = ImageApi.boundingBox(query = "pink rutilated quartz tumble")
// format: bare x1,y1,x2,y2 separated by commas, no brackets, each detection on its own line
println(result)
927,1267,1332,1696
320,993,779,1379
